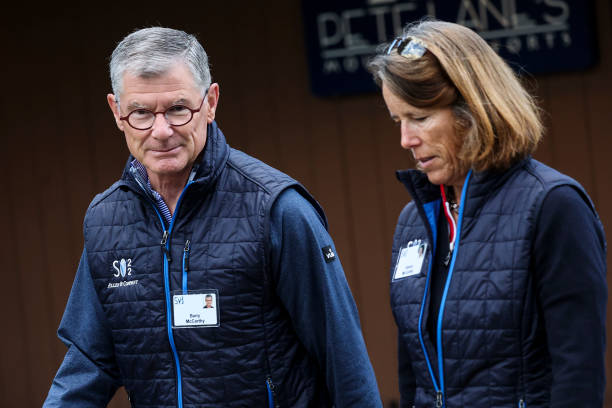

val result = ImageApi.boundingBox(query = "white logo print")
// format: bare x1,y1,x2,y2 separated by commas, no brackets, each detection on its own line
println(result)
112,258,132,277
322,246,336,263
108,258,139,289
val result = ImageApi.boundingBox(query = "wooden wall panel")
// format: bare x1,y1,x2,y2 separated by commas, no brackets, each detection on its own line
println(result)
266,1,318,192
0,10,29,406
531,78,555,166
544,72,595,192
230,7,283,171
1,0,611,407
208,8,248,154
306,100,360,284
334,96,399,401
0,102,30,407
8,14,62,401
369,100,417,404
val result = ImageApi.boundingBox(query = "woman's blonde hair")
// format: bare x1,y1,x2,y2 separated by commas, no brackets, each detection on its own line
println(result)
369,20,543,172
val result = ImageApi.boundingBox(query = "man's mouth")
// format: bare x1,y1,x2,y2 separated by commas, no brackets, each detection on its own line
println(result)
151,146,180,153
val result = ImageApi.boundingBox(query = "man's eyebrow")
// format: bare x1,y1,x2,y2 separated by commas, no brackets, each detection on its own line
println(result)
125,101,148,111
124,98,192,111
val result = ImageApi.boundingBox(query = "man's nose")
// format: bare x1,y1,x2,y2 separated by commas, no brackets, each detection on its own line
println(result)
150,113,173,138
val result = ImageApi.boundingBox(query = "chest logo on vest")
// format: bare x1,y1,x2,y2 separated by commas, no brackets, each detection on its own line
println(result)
322,246,336,263
112,258,132,278
108,257,139,289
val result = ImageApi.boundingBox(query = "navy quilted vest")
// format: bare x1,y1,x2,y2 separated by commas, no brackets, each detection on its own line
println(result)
390,159,599,407
84,122,330,407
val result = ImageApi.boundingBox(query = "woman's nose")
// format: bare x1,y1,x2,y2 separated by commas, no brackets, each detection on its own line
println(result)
400,122,419,150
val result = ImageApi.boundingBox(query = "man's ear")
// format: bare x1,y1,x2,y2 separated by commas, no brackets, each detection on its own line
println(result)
205,83,220,124
107,94,125,131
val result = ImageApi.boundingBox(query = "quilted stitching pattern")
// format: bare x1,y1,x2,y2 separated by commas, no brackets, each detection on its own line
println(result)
83,125,325,407
390,159,589,407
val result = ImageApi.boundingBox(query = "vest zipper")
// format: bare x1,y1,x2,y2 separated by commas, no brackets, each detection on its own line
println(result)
416,201,442,403
182,239,191,294
162,182,194,408
152,183,194,408
161,237,183,408
161,230,172,263
418,170,473,408
130,166,195,408
416,258,441,399
266,376,279,408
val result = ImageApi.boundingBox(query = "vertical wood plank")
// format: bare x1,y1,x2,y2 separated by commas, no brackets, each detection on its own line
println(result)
264,0,317,191
336,95,399,401
12,10,67,402
370,93,415,404
0,117,30,407
7,77,57,406
542,72,594,192
307,100,360,284
202,6,249,154
227,4,283,170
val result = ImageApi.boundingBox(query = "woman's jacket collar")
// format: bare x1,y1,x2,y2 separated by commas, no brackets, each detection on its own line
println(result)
396,157,531,219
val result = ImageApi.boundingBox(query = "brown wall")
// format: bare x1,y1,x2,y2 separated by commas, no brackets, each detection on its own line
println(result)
1,0,610,406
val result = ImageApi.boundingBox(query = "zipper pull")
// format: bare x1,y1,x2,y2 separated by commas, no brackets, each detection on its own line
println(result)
183,240,191,271
443,251,451,266
518,399,526,408
435,390,443,408
160,230,172,263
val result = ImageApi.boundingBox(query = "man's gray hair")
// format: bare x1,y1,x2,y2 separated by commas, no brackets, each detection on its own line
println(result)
110,27,211,99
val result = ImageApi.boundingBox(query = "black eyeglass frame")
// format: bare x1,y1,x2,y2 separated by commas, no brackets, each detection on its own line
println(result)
119,88,210,131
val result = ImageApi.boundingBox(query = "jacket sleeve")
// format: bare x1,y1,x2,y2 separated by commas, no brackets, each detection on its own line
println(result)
533,185,607,407
269,188,383,408
398,334,416,408
43,249,122,407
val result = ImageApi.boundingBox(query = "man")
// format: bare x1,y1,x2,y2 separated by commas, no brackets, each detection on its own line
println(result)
204,294,214,308
44,27,382,407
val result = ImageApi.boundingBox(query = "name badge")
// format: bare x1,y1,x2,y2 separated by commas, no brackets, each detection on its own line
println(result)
172,289,220,328
393,240,427,281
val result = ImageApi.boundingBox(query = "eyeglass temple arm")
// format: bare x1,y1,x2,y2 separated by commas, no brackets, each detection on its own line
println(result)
386,38,400,54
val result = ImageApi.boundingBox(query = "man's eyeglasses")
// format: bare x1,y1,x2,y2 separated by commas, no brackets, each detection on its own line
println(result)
119,89,209,131
386,36,427,59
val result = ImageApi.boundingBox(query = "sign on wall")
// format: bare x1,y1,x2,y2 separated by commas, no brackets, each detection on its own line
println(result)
301,0,597,97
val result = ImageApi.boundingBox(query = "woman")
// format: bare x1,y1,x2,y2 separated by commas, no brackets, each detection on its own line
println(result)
369,21,607,407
